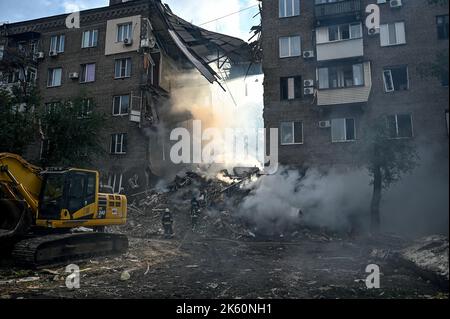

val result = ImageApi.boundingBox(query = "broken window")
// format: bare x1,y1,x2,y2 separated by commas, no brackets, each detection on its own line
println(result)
387,114,413,139
437,15,449,40
80,63,96,83
107,173,124,194
318,63,364,89
280,76,302,100
279,0,300,18
383,66,408,92
117,23,132,42
47,68,62,87
331,118,356,142
110,133,127,154
113,95,130,115
50,34,65,53
115,58,132,78
279,36,301,58
380,22,406,46
79,98,93,118
280,121,303,145
82,30,98,48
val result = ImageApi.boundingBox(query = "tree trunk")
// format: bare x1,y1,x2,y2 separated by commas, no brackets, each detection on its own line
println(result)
370,165,382,233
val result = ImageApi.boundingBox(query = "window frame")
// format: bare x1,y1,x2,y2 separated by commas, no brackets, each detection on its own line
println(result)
82,30,99,48
112,95,130,116
331,118,356,143
279,35,301,58
380,22,406,47
80,63,96,83
110,133,127,154
117,23,133,43
50,34,65,53
114,58,132,79
436,15,449,40
317,63,365,90
383,65,409,93
280,121,304,145
279,0,301,18
386,114,414,139
47,67,62,87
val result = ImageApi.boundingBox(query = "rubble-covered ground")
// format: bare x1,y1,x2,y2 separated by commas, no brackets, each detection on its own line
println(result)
0,170,448,299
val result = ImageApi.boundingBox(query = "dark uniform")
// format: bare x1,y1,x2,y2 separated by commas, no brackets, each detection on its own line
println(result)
190,197,200,231
162,208,174,238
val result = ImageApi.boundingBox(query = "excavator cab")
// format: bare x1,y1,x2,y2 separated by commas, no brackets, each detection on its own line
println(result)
38,170,97,221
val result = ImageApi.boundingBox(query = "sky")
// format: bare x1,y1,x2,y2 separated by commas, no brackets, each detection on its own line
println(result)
0,0,260,41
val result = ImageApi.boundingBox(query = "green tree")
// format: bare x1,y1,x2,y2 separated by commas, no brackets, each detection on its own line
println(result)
39,96,106,167
364,119,419,233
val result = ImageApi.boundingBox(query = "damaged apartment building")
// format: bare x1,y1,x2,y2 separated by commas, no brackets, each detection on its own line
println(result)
262,0,449,168
0,0,254,194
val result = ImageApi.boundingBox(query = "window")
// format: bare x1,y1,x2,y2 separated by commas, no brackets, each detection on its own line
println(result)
279,36,301,58
79,98,94,118
380,22,406,46
50,35,65,53
437,15,449,40
322,23,362,43
82,30,98,48
80,63,96,83
0,45,4,60
331,118,356,142
115,58,132,78
107,173,124,194
117,23,132,42
387,114,413,139
383,66,408,92
27,67,37,83
279,0,300,18
110,133,127,154
113,95,130,115
280,76,302,100
45,101,61,113
30,41,38,55
47,68,62,87
318,63,364,89
280,121,303,145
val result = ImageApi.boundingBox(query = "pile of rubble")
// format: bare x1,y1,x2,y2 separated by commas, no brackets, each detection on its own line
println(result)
112,168,260,240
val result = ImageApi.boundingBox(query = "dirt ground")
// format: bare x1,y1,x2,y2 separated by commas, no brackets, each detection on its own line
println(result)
0,232,447,299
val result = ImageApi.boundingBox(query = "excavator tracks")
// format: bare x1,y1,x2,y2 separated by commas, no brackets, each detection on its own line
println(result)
12,232,128,269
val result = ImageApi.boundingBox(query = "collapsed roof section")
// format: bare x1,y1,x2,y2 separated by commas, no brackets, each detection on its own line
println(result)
151,0,253,85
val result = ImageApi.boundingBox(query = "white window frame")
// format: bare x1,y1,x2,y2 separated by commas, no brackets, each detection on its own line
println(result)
47,68,62,87
115,58,132,78
50,34,65,53
317,63,364,90
108,173,124,194
279,0,300,18
82,30,98,48
387,114,414,139
383,66,409,93
112,95,130,116
79,98,94,118
380,22,406,47
279,36,301,58
280,121,304,145
80,63,96,83
117,23,132,42
111,133,127,154
323,23,362,43
331,118,356,143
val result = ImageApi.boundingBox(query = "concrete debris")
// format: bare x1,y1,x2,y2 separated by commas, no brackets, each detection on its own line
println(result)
120,271,131,281
398,235,449,289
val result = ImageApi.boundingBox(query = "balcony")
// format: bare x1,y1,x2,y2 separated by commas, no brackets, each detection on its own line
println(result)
315,0,362,24
316,38,363,61
317,61,372,106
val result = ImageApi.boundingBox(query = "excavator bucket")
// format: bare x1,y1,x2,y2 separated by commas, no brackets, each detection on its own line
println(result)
0,199,32,239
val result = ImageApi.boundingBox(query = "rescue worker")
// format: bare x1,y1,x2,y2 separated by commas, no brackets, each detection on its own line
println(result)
162,208,174,238
190,196,200,231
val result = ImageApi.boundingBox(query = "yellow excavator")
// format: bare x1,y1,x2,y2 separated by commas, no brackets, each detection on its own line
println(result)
0,153,128,268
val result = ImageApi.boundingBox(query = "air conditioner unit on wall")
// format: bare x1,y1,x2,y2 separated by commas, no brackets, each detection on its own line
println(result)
304,87,315,95
69,72,79,79
390,0,402,8
304,79,314,87
319,121,331,128
141,37,156,49
49,51,58,57
35,52,45,59
303,50,315,59
368,27,380,36
123,38,133,46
